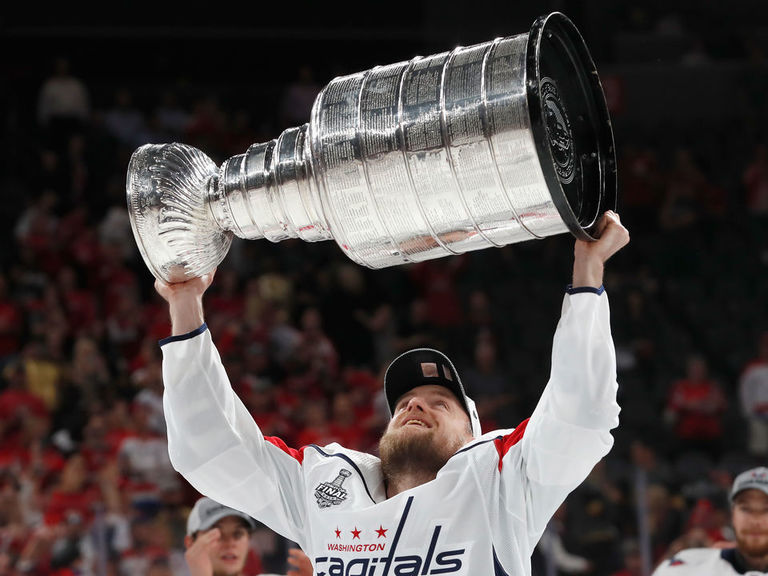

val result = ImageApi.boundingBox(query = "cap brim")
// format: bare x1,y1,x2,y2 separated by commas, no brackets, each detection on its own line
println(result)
190,509,257,535
731,485,768,502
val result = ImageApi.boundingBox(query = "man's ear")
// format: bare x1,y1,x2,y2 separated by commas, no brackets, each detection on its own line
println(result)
184,534,194,549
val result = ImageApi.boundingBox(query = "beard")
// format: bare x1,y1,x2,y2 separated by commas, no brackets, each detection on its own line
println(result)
378,427,463,483
736,532,768,559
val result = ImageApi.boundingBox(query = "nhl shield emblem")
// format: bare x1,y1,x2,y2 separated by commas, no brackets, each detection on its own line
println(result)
315,469,352,508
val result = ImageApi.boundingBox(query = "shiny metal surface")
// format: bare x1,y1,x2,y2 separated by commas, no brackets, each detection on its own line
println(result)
126,12,616,282
126,144,232,284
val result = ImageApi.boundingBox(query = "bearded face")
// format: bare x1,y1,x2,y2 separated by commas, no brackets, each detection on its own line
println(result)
732,490,768,559
379,385,472,483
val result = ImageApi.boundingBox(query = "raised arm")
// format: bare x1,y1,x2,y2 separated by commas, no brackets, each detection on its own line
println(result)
155,269,309,547
502,211,629,549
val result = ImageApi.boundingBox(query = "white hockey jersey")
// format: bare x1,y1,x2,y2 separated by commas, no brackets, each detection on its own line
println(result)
160,290,620,576
652,547,764,575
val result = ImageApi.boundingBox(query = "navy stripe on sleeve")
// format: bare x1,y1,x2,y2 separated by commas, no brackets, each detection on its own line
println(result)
565,284,605,295
158,323,208,347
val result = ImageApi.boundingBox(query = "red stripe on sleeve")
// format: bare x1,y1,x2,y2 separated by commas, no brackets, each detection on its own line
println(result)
494,418,530,471
264,436,306,464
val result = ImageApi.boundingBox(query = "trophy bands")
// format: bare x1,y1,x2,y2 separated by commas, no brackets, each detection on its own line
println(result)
126,11,617,284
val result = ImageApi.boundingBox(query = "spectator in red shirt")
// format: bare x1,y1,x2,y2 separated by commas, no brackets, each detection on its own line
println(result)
328,391,369,451
664,353,728,458
294,397,337,448
42,453,99,527
684,496,732,544
79,410,119,473
340,367,383,446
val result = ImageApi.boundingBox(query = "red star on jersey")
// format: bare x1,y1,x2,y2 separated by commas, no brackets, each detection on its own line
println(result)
351,527,361,539
375,526,388,538
334,528,341,539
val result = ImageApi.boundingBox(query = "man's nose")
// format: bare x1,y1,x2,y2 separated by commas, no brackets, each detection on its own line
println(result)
405,396,426,411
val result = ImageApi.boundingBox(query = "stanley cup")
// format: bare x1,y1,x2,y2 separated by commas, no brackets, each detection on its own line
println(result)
126,12,616,284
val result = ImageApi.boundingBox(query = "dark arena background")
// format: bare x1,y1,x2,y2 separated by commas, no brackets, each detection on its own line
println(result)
1,1,768,574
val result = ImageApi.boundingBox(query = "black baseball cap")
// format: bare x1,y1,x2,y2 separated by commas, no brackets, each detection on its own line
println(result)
383,348,481,438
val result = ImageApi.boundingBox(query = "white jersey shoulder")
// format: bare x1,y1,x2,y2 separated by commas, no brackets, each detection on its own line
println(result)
652,547,756,576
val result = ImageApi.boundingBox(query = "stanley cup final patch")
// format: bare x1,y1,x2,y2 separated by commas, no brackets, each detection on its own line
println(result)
315,469,352,508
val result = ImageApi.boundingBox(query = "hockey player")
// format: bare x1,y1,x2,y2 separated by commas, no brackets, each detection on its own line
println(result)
157,210,629,576
652,467,768,575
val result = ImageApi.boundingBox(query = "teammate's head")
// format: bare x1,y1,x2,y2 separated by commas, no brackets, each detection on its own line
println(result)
184,497,256,576
730,467,768,559
379,349,480,484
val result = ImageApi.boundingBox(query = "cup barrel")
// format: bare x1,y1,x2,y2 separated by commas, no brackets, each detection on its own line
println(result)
307,11,616,269
126,143,233,283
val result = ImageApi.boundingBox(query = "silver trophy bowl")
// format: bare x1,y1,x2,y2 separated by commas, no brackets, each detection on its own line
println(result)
127,12,616,283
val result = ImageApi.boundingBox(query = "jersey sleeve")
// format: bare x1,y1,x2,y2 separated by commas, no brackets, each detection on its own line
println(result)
502,290,621,548
160,325,309,546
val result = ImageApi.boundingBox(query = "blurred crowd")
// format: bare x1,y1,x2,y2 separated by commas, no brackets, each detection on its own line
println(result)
1,30,768,576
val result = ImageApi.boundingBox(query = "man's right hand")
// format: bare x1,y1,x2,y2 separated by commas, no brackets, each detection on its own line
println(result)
155,269,216,336
184,527,220,576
